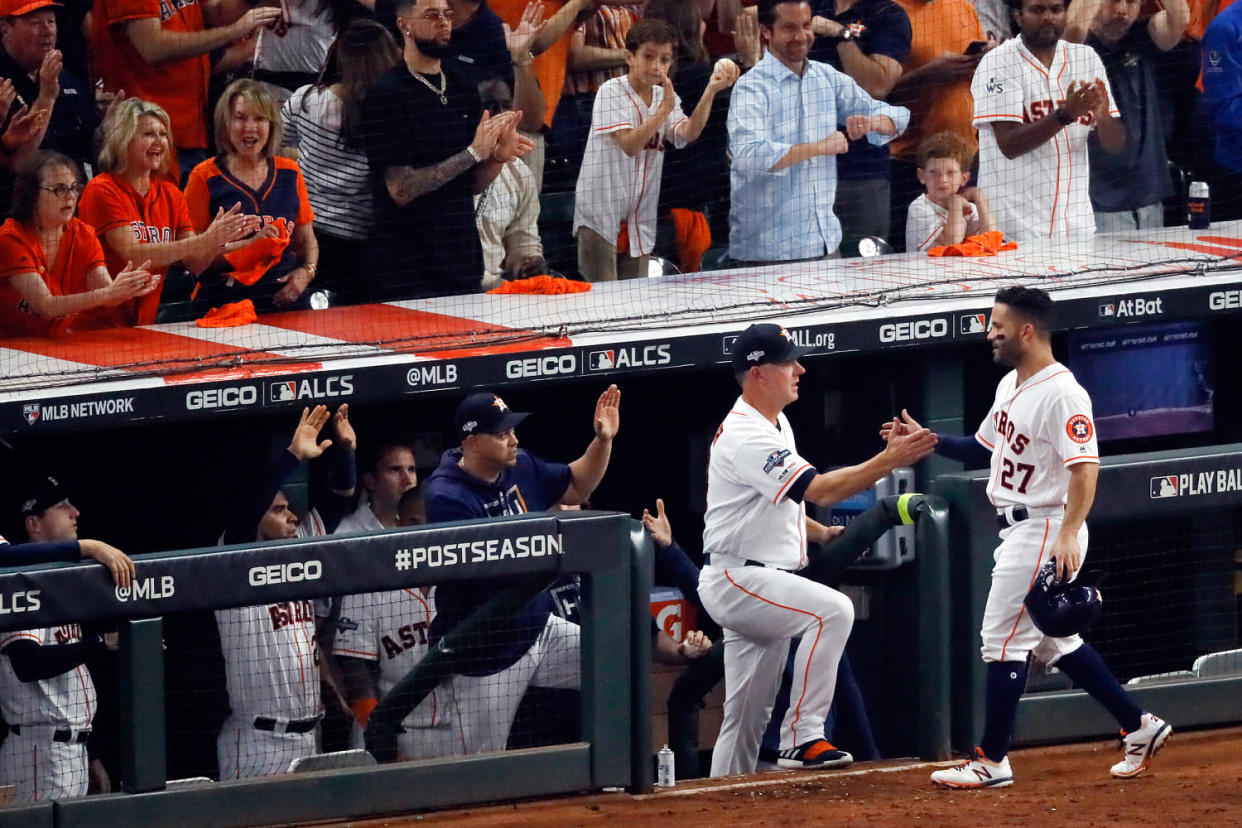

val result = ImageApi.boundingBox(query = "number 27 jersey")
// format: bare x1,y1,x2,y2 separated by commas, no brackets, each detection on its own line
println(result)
975,362,1099,510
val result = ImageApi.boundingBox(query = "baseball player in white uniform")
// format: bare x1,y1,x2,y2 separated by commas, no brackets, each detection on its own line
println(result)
971,0,1123,241
572,19,738,281
885,287,1169,788
333,587,462,759
0,623,98,801
699,323,937,777
215,601,323,779
0,474,137,801
214,406,359,779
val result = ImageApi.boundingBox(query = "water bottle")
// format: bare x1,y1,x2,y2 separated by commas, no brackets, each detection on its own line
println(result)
1188,181,1211,230
657,744,675,787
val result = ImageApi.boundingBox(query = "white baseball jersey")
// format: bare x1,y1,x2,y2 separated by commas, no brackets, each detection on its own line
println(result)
215,601,322,719
333,587,455,730
334,501,382,536
0,625,95,728
972,38,1118,241
906,193,982,252
976,362,1099,511
573,75,690,257
703,397,818,570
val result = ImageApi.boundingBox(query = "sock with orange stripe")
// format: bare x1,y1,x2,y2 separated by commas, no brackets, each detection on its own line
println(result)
1055,645,1142,733
979,661,1027,763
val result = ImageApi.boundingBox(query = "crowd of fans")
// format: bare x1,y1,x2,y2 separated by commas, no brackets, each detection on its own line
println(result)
0,0,1236,332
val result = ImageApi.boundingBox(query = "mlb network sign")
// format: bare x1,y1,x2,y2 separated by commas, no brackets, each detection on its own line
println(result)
1150,468,1242,499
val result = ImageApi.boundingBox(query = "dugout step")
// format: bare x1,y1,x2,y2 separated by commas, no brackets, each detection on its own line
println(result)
1126,670,1197,686
1192,648,1242,678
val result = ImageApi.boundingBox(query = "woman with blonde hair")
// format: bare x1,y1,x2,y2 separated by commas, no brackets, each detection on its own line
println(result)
185,79,319,313
0,151,155,337
78,97,259,325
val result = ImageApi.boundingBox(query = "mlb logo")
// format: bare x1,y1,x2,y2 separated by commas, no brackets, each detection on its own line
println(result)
22,404,40,425
1150,476,1179,498
1099,303,1116,318
960,314,986,335
269,381,297,402
588,350,615,371
722,335,738,356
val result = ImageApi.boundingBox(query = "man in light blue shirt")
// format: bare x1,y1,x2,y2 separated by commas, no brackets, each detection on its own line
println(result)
728,0,910,263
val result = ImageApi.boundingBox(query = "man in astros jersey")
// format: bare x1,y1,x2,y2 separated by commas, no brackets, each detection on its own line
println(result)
699,323,936,776
885,287,1170,788
970,0,1124,240
215,406,358,779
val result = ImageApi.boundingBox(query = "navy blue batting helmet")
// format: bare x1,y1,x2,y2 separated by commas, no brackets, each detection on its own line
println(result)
1023,561,1104,638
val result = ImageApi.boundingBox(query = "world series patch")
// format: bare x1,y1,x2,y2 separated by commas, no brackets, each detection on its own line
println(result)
1066,414,1094,443
763,449,791,474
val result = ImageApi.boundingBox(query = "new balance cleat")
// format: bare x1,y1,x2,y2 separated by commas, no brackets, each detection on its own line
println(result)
1110,713,1171,778
931,747,1014,789
775,740,853,769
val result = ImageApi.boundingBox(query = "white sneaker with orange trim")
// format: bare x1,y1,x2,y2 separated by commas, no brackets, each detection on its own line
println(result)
1110,713,1171,778
930,747,1014,789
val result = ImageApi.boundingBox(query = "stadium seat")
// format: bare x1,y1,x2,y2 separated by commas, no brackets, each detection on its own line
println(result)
1163,159,1188,227
700,246,732,271
538,191,579,279
840,235,893,259
648,257,681,278
1191,648,1242,678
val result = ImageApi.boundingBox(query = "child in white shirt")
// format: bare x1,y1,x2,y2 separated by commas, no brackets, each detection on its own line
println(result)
906,131,998,252
573,18,738,281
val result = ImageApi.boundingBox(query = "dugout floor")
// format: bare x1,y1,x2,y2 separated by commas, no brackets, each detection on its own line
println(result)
298,724,1242,827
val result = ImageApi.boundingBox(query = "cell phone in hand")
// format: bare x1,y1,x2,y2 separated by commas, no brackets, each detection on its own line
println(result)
964,41,988,55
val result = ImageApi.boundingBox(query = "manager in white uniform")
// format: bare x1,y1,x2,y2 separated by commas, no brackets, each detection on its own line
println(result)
699,323,937,776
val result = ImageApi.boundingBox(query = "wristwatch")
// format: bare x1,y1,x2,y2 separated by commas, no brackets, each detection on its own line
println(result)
837,26,856,42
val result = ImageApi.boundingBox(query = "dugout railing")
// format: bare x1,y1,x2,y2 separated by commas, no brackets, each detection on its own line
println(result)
934,444,1242,751
0,510,651,828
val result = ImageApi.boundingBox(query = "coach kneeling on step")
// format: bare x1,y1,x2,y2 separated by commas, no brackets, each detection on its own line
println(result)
700,324,937,777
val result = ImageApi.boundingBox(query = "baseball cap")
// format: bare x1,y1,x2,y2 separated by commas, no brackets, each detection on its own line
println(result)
1,0,61,16
17,474,67,518
454,392,529,438
730,323,810,372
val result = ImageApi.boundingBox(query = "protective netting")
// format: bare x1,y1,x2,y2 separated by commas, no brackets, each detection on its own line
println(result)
165,585,582,785
1,0,1240,387
1025,506,1242,692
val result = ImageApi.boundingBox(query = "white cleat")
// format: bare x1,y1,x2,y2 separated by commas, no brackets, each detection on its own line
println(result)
1110,713,1171,779
931,747,1014,789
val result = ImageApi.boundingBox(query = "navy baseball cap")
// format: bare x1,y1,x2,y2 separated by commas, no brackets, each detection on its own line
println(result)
455,392,529,438
730,323,810,372
18,474,67,517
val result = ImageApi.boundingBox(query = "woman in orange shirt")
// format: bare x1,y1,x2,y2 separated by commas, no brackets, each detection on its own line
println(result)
79,98,259,325
0,151,155,338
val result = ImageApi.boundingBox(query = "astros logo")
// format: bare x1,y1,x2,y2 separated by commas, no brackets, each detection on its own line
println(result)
1066,414,1093,444
492,396,509,412
779,327,794,343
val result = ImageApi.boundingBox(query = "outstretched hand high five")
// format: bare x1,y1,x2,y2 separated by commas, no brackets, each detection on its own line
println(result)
592,384,620,440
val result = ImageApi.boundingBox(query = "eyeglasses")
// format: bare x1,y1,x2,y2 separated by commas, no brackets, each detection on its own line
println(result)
416,9,454,21
40,183,82,198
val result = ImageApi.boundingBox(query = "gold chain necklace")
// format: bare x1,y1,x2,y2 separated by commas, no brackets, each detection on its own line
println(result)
412,70,447,105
